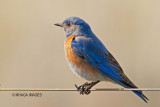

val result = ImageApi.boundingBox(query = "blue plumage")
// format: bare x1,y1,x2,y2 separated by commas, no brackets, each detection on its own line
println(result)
71,34,148,102
55,16,149,103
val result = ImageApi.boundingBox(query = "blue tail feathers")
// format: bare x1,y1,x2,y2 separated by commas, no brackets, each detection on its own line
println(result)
133,90,149,103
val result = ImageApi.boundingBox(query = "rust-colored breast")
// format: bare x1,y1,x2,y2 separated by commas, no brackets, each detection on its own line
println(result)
64,35,79,64
64,35,99,74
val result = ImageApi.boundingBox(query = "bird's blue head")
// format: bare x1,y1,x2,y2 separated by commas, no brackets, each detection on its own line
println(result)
55,17,94,37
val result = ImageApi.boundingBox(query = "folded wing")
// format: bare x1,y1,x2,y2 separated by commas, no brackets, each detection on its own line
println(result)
71,36,148,102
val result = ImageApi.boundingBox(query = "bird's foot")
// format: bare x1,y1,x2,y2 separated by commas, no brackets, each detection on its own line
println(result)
75,82,91,95
75,81,100,95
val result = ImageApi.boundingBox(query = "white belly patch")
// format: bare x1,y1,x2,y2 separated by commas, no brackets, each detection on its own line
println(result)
66,60,111,81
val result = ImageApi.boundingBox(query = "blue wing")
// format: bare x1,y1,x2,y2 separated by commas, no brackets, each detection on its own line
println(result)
71,36,148,102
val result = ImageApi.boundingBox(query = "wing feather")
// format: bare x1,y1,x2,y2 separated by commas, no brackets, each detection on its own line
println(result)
70,36,148,102
71,36,136,88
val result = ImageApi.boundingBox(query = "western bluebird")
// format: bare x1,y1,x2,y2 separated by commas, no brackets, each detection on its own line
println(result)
55,16,149,103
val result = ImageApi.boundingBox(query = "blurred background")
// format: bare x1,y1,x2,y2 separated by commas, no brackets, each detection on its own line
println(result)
0,0,160,107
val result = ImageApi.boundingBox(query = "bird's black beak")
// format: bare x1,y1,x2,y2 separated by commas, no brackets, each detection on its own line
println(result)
54,23,63,27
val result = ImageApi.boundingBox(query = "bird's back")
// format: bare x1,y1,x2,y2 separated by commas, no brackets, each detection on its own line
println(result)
64,35,110,81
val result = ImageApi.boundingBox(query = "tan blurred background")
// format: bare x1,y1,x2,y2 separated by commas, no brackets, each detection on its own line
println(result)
0,0,160,107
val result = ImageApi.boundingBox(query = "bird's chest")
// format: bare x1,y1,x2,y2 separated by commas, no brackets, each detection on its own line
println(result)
64,35,107,81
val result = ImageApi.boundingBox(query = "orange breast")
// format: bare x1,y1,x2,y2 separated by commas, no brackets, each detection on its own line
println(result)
64,35,99,74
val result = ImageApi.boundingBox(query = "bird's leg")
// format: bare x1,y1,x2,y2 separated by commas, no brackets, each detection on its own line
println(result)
75,80,100,95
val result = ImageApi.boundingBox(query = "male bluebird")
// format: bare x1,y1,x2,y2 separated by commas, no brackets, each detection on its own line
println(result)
55,16,149,103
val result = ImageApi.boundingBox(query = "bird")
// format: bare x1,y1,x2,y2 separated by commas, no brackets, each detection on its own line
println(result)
54,16,149,103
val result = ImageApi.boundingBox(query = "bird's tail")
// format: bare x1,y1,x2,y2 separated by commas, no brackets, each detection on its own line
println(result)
133,90,149,103
98,64,149,103
115,73,149,103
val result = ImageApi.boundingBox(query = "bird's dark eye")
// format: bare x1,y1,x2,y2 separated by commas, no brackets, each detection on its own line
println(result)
66,22,71,26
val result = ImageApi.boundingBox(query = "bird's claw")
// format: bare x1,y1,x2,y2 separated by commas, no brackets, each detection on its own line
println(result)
75,82,91,95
